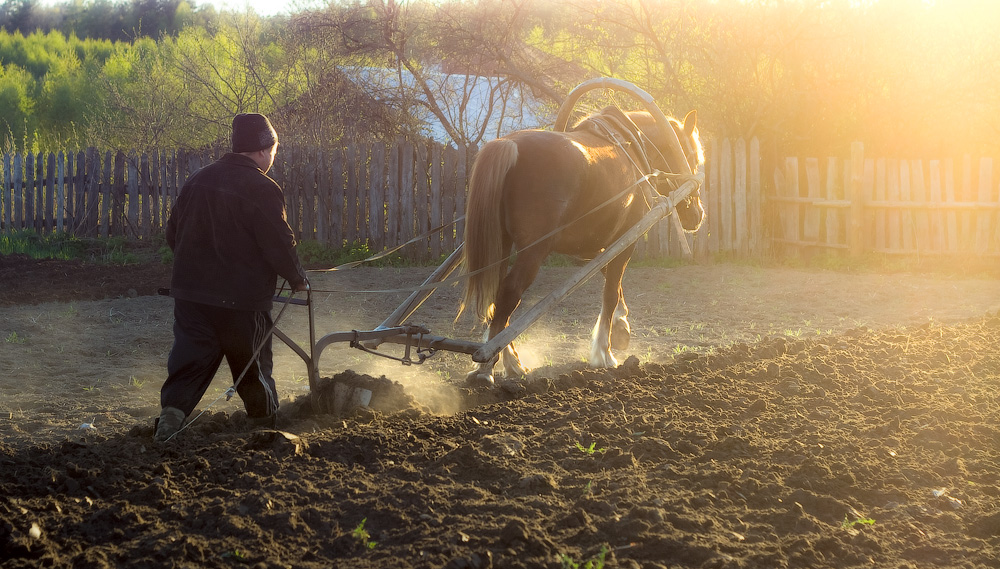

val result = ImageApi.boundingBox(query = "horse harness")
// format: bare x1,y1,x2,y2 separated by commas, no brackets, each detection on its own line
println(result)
579,112,688,210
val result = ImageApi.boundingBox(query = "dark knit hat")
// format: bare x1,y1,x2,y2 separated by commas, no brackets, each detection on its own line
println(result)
232,113,277,153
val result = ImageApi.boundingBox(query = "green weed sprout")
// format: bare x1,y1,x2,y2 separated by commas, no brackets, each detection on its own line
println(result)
353,518,377,550
841,515,875,530
575,442,607,456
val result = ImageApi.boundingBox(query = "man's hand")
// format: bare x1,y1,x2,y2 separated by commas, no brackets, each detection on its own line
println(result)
292,278,310,293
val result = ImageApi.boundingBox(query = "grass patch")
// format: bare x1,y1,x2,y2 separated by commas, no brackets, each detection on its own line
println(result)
1,230,166,265
1,230,86,259
296,239,426,268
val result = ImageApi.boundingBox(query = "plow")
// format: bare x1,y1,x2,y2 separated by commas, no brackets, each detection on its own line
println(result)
272,78,704,412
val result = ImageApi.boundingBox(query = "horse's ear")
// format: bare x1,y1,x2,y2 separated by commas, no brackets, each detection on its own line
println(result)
683,110,698,135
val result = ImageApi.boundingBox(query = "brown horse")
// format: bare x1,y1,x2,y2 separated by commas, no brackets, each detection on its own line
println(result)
459,106,705,385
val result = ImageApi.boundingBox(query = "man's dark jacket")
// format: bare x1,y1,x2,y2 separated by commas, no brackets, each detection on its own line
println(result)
166,153,307,311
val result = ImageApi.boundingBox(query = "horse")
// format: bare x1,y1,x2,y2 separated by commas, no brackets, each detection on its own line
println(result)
458,105,705,385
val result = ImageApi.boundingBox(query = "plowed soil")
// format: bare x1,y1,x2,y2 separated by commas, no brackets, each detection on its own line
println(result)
3,254,1000,568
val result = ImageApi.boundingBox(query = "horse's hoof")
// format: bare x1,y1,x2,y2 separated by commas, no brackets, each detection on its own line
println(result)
610,322,631,351
465,371,495,389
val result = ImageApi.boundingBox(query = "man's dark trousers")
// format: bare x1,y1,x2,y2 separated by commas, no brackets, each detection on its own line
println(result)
162,299,278,419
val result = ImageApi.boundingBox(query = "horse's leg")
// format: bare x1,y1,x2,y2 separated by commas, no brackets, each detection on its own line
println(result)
609,294,630,351
466,246,547,385
590,249,632,367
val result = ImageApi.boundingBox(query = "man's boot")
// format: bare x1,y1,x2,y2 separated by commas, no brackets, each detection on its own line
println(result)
154,407,186,442
247,413,276,430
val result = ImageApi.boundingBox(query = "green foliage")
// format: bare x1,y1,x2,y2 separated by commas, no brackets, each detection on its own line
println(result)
0,229,85,259
574,441,607,456
351,518,377,550
0,230,155,264
841,516,875,530
296,240,407,268
5,331,26,344
5,0,1000,158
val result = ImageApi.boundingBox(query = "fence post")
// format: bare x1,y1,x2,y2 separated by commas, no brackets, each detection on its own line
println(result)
749,138,762,257
2,154,11,233
850,141,865,256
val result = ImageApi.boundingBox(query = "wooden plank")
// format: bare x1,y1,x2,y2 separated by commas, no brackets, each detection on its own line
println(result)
943,158,959,252
874,158,886,250
442,145,458,252
315,150,329,244
126,152,139,238
101,151,113,238
167,150,178,218
277,151,296,238
928,160,945,252
720,138,733,252
911,160,930,251
899,160,914,251
331,148,345,248
65,152,75,231
84,150,96,236
960,155,973,251
387,141,400,247
825,157,840,246
140,153,151,238
748,138,762,257
159,150,170,229
734,138,748,255
415,142,431,260
400,141,415,244
887,159,901,251
112,151,125,237
56,152,64,233
456,144,469,251
149,151,160,234
369,143,387,249
803,157,821,242
69,151,81,234
344,144,358,245
357,144,370,246
304,150,318,242
24,154,35,231
783,157,801,244
2,154,11,233
976,158,992,253
706,141,721,254
861,158,875,251
45,153,55,232
430,143,443,259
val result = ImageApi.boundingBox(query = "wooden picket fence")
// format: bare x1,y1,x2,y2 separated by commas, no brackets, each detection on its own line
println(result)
275,142,472,261
772,142,1000,256
6,138,998,262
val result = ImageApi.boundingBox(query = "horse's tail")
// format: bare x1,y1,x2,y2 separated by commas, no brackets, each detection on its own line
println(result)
459,138,519,323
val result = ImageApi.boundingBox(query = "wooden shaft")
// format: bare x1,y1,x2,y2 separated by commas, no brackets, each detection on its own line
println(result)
377,243,465,330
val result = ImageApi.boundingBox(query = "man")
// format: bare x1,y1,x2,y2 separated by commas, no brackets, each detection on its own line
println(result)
155,113,309,442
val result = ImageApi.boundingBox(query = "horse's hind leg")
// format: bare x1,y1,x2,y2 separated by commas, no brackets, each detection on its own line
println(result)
590,249,632,367
466,246,547,385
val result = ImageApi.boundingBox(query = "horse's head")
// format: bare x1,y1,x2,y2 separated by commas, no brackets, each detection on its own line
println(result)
629,109,705,232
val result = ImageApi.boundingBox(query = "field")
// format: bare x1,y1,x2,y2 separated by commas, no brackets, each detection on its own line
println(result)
3,255,1000,568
